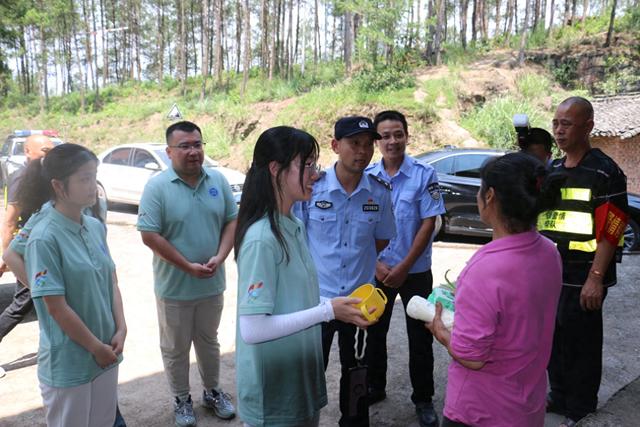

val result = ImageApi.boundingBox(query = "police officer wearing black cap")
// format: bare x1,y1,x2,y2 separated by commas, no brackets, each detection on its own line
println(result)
295,116,396,426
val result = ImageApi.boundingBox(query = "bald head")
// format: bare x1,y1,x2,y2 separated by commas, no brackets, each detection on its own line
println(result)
24,134,54,162
558,96,594,122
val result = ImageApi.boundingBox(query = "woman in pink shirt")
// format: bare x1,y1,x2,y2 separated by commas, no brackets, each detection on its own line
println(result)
428,152,566,426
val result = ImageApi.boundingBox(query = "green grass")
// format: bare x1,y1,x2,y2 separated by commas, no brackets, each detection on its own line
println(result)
461,96,552,150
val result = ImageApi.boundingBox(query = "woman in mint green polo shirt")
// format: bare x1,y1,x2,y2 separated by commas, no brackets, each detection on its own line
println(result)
21,144,126,427
234,126,372,427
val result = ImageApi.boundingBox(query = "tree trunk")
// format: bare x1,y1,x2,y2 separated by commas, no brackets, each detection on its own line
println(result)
581,0,588,22
99,0,108,84
268,0,277,80
604,0,617,47
344,11,353,76
548,0,555,33
201,0,210,100
261,0,269,71
241,0,250,94
471,0,478,41
81,0,96,91
157,0,165,83
215,0,223,84
505,0,515,38
434,0,445,64
287,0,293,79
236,0,242,73
518,0,531,65
70,0,86,111
38,2,48,112
90,0,100,92
460,0,469,48
313,0,320,68
179,0,187,96
495,0,502,38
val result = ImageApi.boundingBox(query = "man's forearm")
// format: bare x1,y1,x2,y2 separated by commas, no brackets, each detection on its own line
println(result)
140,232,192,272
398,217,435,271
590,239,618,279
216,219,237,261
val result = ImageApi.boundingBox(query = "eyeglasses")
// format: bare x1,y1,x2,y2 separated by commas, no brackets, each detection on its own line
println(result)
169,142,206,151
304,162,322,174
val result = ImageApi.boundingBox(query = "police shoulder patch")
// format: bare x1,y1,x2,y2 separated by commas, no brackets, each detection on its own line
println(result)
427,182,441,200
367,174,392,191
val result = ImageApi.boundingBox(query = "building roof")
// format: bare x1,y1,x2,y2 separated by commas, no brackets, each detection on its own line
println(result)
591,93,640,140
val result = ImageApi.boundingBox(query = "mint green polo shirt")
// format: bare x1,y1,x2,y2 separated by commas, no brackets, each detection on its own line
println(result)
25,207,120,388
137,167,238,300
11,202,104,256
236,215,327,426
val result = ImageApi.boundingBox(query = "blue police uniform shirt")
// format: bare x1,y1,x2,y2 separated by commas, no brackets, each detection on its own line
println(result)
294,163,396,298
366,154,446,273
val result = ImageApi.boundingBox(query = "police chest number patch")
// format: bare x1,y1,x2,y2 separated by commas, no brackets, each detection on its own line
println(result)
315,200,333,209
362,204,380,212
428,183,441,200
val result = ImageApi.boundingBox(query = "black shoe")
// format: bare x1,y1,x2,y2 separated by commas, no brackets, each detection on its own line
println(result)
416,401,439,427
367,387,386,406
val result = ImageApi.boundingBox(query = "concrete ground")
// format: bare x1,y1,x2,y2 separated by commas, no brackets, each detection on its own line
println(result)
0,205,638,427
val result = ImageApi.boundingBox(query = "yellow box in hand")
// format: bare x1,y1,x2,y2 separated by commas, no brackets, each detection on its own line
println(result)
349,283,388,322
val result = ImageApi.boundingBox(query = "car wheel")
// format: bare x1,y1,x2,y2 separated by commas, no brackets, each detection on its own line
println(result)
623,218,639,253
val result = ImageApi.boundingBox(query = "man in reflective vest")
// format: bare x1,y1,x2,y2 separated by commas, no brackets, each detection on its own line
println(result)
538,97,628,427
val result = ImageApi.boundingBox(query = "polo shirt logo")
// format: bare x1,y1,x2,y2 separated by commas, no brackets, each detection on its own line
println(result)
34,269,47,287
315,200,333,209
15,230,29,242
247,281,263,301
208,187,219,197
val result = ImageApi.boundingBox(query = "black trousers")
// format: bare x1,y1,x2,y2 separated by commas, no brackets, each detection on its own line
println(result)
548,285,607,421
0,281,33,343
322,320,369,427
365,271,435,404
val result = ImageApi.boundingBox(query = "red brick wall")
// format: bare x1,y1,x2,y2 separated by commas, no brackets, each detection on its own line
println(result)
591,135,640,194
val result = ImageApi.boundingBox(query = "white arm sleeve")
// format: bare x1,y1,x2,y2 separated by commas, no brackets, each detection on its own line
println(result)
239,299,335,344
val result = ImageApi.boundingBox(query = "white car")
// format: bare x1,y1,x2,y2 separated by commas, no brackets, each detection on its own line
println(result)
97,143,245,206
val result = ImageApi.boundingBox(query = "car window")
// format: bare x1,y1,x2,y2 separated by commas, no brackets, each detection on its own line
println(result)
13,140,25,156
431,156,455,174
103,148,132,166
452,154,492,178
1,139,12,157
132,149,158,168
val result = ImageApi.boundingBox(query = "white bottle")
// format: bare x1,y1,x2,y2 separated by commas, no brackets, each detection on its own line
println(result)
407,295,455,330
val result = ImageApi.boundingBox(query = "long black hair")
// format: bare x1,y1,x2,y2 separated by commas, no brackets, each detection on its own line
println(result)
479,152,566,234
17,144,98,217
234,126,319,262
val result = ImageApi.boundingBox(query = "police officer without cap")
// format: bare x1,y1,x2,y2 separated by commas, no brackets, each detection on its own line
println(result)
540,97,629,427
365,111,445,427
295,116,396,427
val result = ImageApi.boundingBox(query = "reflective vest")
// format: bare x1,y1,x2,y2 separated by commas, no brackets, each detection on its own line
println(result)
538,149,627,286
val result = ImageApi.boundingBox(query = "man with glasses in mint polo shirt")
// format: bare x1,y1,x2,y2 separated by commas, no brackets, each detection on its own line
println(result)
137,121,237,427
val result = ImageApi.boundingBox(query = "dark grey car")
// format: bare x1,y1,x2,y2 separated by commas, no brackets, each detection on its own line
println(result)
416,147,640,252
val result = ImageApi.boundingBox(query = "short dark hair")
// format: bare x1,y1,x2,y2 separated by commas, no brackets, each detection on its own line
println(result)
373,110,408,134
521,127,553,154
165,121,202,144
